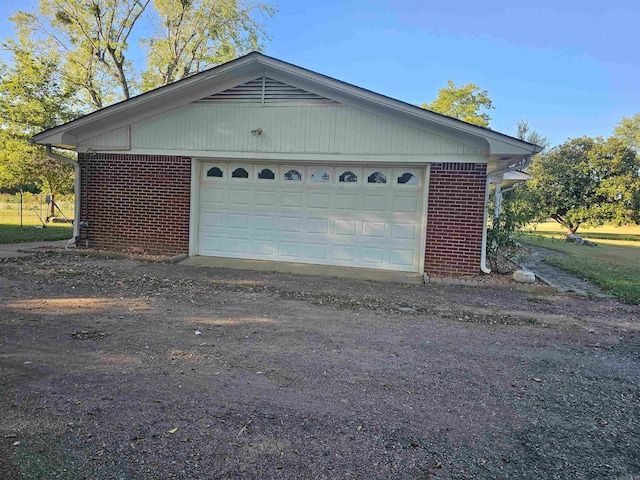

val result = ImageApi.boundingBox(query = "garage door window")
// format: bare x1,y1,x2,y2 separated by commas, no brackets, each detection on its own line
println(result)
258,168,275,180
284,169,302,181
339,171,358,183
397,172,418,185
367,171,387,184
232,167,249,179
207,166,223,178
311,170,330,182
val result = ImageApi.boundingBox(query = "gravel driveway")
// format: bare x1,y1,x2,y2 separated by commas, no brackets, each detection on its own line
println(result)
1,252,639,479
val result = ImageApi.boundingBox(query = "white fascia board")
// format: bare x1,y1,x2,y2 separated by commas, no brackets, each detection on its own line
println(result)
32,131,78,149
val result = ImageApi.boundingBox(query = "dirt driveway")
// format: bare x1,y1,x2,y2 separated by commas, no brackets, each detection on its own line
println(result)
1,252,639,479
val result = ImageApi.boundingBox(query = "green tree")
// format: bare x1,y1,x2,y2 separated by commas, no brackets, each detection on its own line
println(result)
20,0,275,109
484,121,549,273
613,113,640,153
521,136,640,234
0,24,76,196
516,119,550,151
422,80,494,128
142,0,276,90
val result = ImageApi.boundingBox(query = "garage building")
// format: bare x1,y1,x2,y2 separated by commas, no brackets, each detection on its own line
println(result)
32,52,541,276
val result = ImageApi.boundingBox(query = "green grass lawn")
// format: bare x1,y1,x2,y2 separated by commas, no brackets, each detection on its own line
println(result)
0,195,74,244
0,224,73,244
525,221,640,242
519,233,640,304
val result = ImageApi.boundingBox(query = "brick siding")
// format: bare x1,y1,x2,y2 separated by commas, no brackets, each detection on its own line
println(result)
424,163,487,276
77,153,191,255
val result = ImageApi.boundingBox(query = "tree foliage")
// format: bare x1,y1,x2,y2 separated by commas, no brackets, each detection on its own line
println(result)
516,119,550,151
20,0,275,109
613,113,640,153
142,0,276,90
0,27,76,195
1,0,275,192
422,80,494,128
520,136,640,234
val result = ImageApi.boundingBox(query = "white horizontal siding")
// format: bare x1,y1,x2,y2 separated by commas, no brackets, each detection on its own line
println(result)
121,104,483,156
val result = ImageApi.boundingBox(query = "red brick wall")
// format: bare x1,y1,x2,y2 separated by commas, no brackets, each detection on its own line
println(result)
78,153,191,255
424,163,487,276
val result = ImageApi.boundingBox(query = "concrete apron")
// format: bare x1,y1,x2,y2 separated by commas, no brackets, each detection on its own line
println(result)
180,256,424,284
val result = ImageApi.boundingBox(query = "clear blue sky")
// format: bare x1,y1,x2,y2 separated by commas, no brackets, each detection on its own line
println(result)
1,0,638,146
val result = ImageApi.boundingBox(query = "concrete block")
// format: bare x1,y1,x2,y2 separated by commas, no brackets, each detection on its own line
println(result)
513,269,536,284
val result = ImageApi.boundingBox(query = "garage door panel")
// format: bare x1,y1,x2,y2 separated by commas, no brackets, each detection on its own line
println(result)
199,163,424,272
307,218,329,235
227,238,249,253
390,248,416,266
281,192,303,208
306,243,328,259
361,247,385,265
333,245,356,262
335,220,357,236
308,193,330,209
254,215,277,231
202,212,225,228
362,222,386,238
227,214,249,229
392,223,417,240
279,241,302,258
393,196,419,213
335,194,358,210
364,196,387,212
280,216,302,232
229,190,250,205
253,239,275,255
255,191,276,207
203,189,225,204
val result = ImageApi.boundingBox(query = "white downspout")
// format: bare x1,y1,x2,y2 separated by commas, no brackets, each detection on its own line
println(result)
46,145,80,245
494,179,502,218
480,175,492,274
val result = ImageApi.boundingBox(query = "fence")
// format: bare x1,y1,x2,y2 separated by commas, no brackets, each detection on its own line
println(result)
0,192,75,227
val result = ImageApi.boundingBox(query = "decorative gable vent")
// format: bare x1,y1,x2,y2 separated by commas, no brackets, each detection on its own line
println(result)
195,77,337,106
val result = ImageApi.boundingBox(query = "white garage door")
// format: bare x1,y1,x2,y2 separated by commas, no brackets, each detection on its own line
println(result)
197,163,425,272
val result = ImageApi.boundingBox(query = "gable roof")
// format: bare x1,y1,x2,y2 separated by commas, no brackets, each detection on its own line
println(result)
31,51,542,166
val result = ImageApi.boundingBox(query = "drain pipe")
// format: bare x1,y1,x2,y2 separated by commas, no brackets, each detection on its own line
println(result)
45,145,80,245
480,174,492,274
